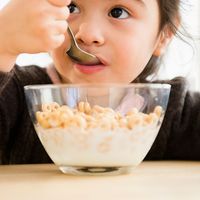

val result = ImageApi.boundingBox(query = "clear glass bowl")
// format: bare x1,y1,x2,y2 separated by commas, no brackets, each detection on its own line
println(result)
24,83,171,175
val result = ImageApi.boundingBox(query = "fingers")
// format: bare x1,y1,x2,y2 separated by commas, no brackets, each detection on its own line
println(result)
53,6,69,20
37,34,65,51
43,21,68,49
50,34,66,48
47,0,71,7
34,0,70,51
50,21,68,35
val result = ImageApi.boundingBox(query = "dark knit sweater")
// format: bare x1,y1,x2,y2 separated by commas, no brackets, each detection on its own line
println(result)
0,65,200,164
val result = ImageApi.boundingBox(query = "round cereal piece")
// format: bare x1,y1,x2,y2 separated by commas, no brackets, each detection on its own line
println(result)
50,102,60,111
92,105,105,113
47,118,60,128
60,121,70,128
39,119,51,129
41,102,60,112
47,111,61,128
149,113,158,123
59,105,70,112
36,112,51,128
60,112,73,128
36,111,45,123
78,101,85,113
118,118,127,128
115,112,123,120
41,103,52,112
84,102,92,114
104,107,115,114
59,106,74,117
60,113,70,122
143,113,157,125
154,106,163,118
84,114,94,122
87,121,98,129
91,111,100,119
73,114,87,129
126,107,139,116
95,112,106,120
127,114,142,129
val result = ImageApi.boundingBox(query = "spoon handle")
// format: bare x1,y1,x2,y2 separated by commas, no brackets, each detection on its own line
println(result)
67,26,78,48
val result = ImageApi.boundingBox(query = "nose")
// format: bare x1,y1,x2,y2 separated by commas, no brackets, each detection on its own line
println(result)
75,23,105,47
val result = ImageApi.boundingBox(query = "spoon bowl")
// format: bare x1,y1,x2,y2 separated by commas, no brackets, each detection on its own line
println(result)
66,26,101,66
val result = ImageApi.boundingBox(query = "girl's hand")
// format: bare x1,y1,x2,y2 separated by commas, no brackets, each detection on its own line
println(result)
0,0,70,66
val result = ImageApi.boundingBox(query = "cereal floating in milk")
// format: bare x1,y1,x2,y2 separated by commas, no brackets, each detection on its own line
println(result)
36,102,163,131
35,102,164,167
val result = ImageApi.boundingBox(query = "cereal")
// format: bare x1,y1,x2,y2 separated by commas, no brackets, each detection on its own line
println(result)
59,105,74,117
42,102,60,112
73,114,87,129
35,102,163,130
93,105,105,113
126,108,139,116
118,118,127,128
77,101,85,113
78,101,92,114
127,114,143,129
154,106,163,118
35,102,164,169
84,102,92,114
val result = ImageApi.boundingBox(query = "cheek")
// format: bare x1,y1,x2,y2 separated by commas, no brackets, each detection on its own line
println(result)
113,41,152,78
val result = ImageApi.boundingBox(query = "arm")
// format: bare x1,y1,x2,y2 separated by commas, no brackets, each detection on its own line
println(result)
0,65,53,164
0,70,23,164
0,52,16,72
164,90,200,160
0,0,70,72
146,77,200,160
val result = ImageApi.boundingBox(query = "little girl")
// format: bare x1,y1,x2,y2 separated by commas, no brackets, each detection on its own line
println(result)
0,0,200,164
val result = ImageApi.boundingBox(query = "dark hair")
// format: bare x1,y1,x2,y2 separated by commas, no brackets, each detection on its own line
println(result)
134,0,181,82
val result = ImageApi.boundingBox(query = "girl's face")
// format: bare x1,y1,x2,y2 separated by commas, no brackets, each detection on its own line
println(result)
51,0,167,84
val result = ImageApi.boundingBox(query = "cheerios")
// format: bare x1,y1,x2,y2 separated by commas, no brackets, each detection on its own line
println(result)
36,102,163,130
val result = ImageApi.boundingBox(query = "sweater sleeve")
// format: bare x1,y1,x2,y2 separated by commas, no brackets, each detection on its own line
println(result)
0,70,24,163
164,90,200,160
0,65,52,164
146,77,200,160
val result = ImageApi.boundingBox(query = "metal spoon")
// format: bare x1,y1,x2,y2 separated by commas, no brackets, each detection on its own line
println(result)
66,26,101,65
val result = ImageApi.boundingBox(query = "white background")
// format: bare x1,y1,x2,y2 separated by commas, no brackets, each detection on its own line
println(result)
1,0,200,90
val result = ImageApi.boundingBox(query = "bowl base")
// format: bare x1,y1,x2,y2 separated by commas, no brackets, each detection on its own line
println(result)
59,166,133,176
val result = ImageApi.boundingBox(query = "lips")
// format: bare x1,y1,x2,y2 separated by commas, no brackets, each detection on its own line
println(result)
73,55,108,75
74,63,106,75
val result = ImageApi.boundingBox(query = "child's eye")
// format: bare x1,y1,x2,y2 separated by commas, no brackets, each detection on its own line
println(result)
68,3,80,14
109,7,129,19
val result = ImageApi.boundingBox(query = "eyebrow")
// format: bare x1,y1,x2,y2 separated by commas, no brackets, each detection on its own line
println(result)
135,0,146,7
110,0,146,7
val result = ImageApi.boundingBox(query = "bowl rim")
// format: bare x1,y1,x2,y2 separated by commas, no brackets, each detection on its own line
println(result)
24,83,171,90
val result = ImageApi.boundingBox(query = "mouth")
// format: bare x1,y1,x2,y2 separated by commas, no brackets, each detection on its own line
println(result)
73,55,107,75
74,63,105,75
